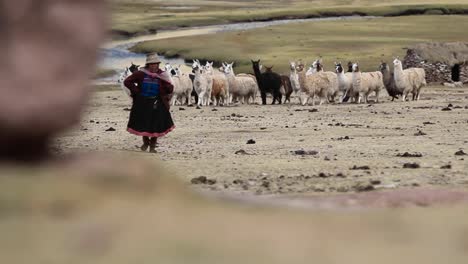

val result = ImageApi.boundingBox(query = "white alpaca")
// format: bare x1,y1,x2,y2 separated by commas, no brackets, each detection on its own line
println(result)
334,62,353,103
173,65,193,105
289,61,302,104
393,58,426,101
193,66,211,107
204,61,229,106
351,63,384,103
164,64,184,106
223,62,258,104
118,67,132,99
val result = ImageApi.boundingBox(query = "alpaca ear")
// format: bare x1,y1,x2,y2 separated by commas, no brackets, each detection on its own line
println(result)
230,62,234,66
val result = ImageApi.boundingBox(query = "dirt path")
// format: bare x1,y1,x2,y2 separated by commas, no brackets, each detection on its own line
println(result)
55,85,468,196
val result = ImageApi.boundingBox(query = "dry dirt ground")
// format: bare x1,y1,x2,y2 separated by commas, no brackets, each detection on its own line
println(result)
55,85,468,197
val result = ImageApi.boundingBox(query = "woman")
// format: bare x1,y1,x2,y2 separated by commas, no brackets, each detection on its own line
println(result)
124,53,175,153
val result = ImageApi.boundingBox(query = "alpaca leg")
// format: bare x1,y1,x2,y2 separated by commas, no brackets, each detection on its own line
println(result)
261,92,267,105
375,90,380,103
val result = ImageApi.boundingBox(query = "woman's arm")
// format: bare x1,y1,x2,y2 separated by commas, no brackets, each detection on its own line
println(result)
123,71,144,96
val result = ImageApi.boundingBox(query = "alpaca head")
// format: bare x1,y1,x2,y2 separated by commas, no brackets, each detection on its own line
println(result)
251,59,261,72
352,63,360,72
289,61,297,72
335,62,344,74
174,65,182,76
265,66,273,72
129,63,140,73
192,59,202,71
393,57,402,68
347,61,353,72
379,62,389,72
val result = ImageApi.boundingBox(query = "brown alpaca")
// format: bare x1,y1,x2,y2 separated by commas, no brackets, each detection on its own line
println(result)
211,77,229,106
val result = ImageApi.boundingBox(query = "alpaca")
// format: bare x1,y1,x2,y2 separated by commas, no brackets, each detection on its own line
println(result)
164,63,184,106
173,65,193,105
351,63,384,103
393,58,426,101
335,62,352,103
379,61,401,101
118,62,140,98
309,59,339,103
223,62,258,104
294,61,330,105
289,61,302,104
251,60,282,105
204,61,229,106
193,66,211,107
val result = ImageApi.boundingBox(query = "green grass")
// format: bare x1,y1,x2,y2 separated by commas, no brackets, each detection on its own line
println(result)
110,0,468,38
94,68,118,79
131,15,468,74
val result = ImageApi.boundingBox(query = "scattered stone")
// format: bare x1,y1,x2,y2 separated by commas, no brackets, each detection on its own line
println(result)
324,156,330,161
455,150,467,156
246,139,256,144
397,152,423,158
350,165,370,170
370,179,382,185
196,106,201,109
233,179,244,185
423,121,435,125
318,172,328,178
403,163,420,169
410,181,421,187
309,109,318,113
123,108,131,111
440,164,452,169
313,184,326,192
179,107,186,111
261,181,270,188
292,149,319,156
414,130,427,136
260,127,267,130
191,176,207,184
353,182,375,192
105,127,116,132
336,173,346,178
235,149,251,155
212,109,218,111
441,107,452,111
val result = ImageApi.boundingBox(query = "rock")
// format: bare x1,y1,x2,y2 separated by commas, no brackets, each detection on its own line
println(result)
309,109,319,113
261,181,270,188
235,149,251,155
105,127,116,132
292,150,319,156
397,152,423,158
350,165,370,170
318,172,328,178
179,107,186,111
246,139,256,144
123,108,131,111
313,184,326,192
370,179,382,185
403,163,420,169
191,176,207,184
440,164,452,169
212,109,218,111
353,182,375,192
196,106,201,109
455,150,467,156
414,130,427,136
441,107,452,111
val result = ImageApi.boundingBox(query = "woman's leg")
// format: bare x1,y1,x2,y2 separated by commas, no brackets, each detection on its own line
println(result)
149,137,158,153
140,136,150,151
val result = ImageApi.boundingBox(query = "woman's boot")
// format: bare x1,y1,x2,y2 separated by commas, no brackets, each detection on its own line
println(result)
140,136,150,151
149,137,157,153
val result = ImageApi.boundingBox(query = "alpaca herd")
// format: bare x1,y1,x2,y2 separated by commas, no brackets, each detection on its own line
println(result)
118,57,426,107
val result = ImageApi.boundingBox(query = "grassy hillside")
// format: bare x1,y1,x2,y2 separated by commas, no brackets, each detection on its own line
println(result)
131,15,468,74
110,0,468,38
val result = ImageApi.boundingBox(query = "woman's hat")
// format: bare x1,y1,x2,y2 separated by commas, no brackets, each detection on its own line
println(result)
146,53,162,64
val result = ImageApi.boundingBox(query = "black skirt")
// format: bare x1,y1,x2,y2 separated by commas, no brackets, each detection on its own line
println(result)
127,95,175,137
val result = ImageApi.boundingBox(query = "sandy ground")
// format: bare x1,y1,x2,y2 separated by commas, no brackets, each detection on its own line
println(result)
54,85,468,196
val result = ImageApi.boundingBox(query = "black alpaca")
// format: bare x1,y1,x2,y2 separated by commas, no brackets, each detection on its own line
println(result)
251,60,282,105
379,62,402,101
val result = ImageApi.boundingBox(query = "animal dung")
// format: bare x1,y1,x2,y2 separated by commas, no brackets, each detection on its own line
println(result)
397,152,423,158
105,127,116,132
455,150,467,156
292,150,319,156
350,165,370,170
246,139,256,144
191,176,216,185
403,163,420,169
414,130,427,136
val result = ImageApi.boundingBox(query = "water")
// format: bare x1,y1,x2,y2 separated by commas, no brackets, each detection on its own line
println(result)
97,16,378,84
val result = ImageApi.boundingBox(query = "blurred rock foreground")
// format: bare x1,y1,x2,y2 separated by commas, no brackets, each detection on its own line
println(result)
1,1,468,263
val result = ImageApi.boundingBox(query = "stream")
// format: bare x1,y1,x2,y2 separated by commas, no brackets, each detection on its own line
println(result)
97,15,378,84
